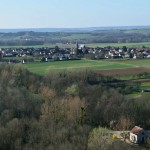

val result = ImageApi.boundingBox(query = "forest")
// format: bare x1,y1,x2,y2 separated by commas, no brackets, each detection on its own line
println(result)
0,63,150,150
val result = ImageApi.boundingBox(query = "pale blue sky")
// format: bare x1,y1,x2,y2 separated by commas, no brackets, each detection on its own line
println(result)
0,0,150,28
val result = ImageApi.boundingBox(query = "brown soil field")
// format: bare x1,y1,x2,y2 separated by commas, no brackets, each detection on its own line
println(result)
96,67,150,77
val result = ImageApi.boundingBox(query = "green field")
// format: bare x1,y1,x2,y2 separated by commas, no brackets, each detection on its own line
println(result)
0,44,56,49
24,59,150,75
1,42,150,49
141,82,150,90
0,43,76,49
87,42,150,48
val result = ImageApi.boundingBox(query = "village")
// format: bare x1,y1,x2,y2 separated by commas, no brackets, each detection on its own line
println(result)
0,43,150,63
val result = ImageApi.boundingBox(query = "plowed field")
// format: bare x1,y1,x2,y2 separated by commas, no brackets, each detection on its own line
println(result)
96,67,150,76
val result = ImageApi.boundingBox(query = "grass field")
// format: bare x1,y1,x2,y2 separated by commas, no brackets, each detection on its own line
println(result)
24,59,150,75
0,44,56,49
87,42,150,48
1,42,150,49
141,82,150,90
0,43,76,49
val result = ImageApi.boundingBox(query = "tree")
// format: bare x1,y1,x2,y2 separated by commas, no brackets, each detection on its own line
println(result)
122,46,127,52
87,127,113,150
54,46,59,53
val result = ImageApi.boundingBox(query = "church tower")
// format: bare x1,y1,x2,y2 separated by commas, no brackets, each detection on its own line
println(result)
76,41,79,50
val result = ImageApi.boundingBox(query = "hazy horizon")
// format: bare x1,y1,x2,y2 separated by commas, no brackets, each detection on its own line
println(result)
0,25,150,29
0,25,150,33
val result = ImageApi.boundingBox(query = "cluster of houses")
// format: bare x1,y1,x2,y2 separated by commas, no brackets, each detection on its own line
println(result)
1,43,150,63
0,47,75,63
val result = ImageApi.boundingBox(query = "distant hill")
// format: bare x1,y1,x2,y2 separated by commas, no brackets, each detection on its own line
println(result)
0,26,150,46
0,26,150,33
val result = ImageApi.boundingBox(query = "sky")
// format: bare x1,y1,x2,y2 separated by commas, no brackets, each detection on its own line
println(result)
0,0,150,28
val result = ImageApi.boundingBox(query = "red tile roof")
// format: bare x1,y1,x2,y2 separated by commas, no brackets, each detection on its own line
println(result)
130,126,143,134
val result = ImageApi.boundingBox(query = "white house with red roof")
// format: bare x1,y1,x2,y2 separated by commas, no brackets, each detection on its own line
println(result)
130,126,148,144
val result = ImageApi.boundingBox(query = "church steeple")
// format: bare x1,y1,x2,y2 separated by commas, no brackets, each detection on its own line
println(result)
76,41,79,50
75,41,79,55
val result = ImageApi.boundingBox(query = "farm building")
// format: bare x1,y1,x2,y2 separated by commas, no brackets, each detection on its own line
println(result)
129,126,148,144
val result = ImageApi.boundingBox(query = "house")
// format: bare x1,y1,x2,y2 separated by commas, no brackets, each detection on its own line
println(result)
146,55,150,58
58,54,67,61
79,44,85,50
123,54,130,58
130,126,148,144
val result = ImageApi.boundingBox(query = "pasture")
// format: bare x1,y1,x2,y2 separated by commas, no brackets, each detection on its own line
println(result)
87,42,150,48
1,42,150,49
24,59,150,75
